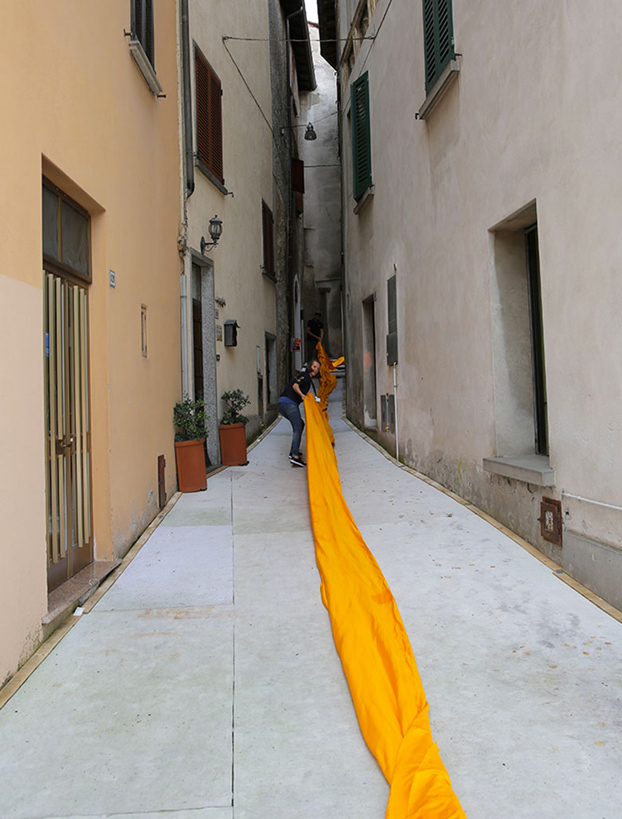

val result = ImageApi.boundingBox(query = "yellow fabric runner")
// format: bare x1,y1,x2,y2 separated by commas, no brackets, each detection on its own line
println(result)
304,392,466,818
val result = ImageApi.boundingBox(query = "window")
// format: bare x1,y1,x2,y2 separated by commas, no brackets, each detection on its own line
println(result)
487,204,551,480
42,179,91,282
351,72,372,202
525,226,548,456
262,201,275,280
131,0,154,67
195,48,224,186
362,295,377,428
422,0,455,94
341,0,378,80
386,274,398,365
128,0,162,95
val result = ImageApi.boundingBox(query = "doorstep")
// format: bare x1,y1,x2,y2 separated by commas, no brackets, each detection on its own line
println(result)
42,560,122,639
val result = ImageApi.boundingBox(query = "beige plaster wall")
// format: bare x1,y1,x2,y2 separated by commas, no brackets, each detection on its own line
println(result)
0,275,48,685
0,0,181,683
340,0,622,580
185,0,277,435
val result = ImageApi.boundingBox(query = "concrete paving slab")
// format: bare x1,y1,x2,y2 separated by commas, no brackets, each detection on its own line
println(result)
233,528,389,818
232,494,311,536
0,610,234,819
94,524,233,611
230,459,312,536
162,484,233,527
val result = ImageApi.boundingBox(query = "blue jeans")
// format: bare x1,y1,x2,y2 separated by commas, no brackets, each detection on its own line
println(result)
278,398,304,457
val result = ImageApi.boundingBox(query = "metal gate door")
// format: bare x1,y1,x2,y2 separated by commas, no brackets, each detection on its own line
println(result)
44,272,93,592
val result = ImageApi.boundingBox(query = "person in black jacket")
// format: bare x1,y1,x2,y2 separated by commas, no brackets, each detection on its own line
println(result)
277,359,320,466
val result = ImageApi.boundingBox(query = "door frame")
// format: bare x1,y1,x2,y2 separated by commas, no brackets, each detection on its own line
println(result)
44,270,94,591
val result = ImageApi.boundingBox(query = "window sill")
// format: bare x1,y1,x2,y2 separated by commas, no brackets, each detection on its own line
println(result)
483,454,556,487
417,57,461,121
128,38,164,97
261,267,277,284
195,159,229,195
353,185,374,214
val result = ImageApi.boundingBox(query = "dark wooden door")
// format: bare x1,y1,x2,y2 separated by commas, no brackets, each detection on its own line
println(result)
193,298,204,400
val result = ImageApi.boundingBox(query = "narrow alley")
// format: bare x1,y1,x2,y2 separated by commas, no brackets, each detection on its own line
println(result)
2,2,622,816
1,385,621,819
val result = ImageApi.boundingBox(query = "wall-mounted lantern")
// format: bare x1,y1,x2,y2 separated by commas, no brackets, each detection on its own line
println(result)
200,215,223,253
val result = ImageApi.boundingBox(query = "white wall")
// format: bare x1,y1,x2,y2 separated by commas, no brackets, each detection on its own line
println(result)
338,0,622,603
185,0,277,442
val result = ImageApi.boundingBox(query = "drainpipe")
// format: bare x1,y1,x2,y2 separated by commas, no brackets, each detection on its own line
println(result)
179,0,193,398
181,0,194,198
285,5,304,378
393,364,399,461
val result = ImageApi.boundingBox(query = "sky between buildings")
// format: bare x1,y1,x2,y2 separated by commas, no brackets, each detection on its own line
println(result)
305,0,319,25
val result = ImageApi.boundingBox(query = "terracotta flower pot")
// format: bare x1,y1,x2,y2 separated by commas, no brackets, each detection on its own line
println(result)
175,438,207,492
219,423,248,466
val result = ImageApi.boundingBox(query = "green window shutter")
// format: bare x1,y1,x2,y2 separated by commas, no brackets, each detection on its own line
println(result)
422,0,455,94
387,275,397,335
351,72,372,201
386,274,398,365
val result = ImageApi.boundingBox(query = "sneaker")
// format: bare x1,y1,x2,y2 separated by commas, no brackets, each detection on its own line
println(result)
289,454,306,467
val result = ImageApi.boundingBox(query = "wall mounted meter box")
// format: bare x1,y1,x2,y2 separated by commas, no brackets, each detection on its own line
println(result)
224,320,239,347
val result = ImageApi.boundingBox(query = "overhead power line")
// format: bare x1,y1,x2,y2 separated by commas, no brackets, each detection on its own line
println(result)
222,35,375,44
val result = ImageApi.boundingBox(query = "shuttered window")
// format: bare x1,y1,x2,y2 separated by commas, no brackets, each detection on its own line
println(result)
131,0,154,66
196,48,224,185
386,275,398,365
422,0,455,94
351,72,372,202
262,201,275,280
387,275,397,335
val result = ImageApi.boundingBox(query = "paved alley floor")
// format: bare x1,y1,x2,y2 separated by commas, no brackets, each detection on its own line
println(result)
1,384,621,818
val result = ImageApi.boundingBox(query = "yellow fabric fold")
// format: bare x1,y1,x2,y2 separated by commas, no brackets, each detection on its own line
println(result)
305,394,466,819
314,341,344,445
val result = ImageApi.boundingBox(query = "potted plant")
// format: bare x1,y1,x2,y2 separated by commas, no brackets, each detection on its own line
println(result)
173,396,208,492
219,389,250,465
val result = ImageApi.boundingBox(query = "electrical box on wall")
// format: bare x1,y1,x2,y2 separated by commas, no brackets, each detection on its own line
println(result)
381,394,396,434
540,497,563,546
224,320,239,347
